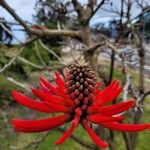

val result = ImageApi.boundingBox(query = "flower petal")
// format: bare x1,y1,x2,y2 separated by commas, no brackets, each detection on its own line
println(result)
55,126,75,144
82,120,108,148
94,82,101,96
40,77,58,94
87,100,135,115
12,90,53,113
44,101,72,113
32,88,66,105
101,122,150,132
12,115,70,133
55,71,65,89
39,81,51,94
88,114,125,123
95,80,122,106
40,77,68,98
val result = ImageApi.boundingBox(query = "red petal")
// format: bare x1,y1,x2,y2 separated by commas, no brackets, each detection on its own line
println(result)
88,100,135,115
40,77,68,98
12,115,70,133
32,88,73,107
94,82,101,96
95,80,123,106
101,122,150,132
82,121,108,148
55,71,65,89
97,100,135,115
88,115,125,123
55,126,75,144
32,88,64,104
12,90,53,113
39,82,51,94
40,77,58,94
44,101,72,113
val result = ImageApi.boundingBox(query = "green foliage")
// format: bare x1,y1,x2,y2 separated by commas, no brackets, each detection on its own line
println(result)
21,42,61,71
0,75,22,105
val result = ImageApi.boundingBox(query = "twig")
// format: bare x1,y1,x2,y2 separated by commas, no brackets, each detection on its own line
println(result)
0,0,31,33
0,47,25,73
108,49,115,85
6,77,30,91
34,41,47,67
0,21,38,45
123,74,131,100
10,131,52,150
38,39,66,65
82,42,105,52
87,0,106,22
17,57,45,69
0,22,23,43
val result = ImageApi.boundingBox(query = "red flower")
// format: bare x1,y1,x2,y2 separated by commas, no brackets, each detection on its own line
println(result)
11,63,150,148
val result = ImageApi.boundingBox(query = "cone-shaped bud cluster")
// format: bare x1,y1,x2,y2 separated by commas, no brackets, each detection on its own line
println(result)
66,62,96,126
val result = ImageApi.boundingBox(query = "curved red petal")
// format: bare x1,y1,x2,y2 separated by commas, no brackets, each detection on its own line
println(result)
88,115,125,123
82,121,108,148
32,87,73,107
32,88,65,104
39,81,51,94
40,77,68,98
55,126,75,144
101,122,150,132
12,90,54,113
40,77,58,94
88,100,135,115
95,80,123,106
97,100,135,115
44,101,72,113
94,82,101,96
55,71,65,89
12,115,70,133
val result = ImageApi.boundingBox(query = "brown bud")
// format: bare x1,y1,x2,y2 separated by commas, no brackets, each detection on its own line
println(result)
83,97,89,105
80,78,84,83
76,82,80,87
78,93,83,100
79,85,83,91
70,93,75,100
79,72,83,77
84,81,88,86
75,89,80,95
81,105,87,110
84,89,89,95
74,99,80,106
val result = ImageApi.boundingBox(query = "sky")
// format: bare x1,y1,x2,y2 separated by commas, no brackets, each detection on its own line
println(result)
0,0,36,43
0,0,150,43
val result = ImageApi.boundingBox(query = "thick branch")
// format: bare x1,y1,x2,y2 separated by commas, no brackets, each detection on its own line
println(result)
0,0,80,38
31,29,80,38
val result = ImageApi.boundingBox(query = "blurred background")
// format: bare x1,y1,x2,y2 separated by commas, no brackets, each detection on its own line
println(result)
0,0,150,150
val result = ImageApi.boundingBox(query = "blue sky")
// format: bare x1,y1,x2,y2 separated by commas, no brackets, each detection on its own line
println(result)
0,0,36,43
0,0,149,43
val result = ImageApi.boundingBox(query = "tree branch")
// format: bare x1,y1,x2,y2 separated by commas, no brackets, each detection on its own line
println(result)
0,47,25,73
0,0,80,38
87,0,105,22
